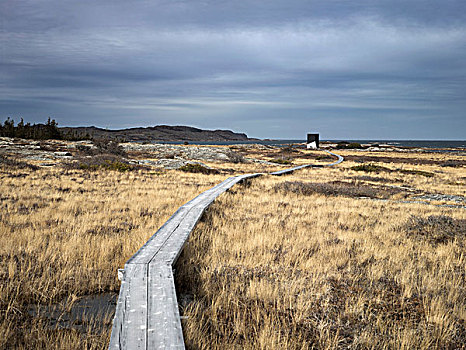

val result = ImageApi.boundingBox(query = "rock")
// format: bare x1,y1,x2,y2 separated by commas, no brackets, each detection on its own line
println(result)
64,141,93,150
246,158,278,166
232,143,274,150
25,155,53,161
121,143,238,162
413,194,465,203
53,151,72,157
133,158,210,170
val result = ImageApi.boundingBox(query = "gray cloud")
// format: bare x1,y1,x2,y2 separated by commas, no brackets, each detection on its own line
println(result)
1,0,465,139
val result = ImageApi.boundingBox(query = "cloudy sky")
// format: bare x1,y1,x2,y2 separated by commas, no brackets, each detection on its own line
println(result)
1,0,465,139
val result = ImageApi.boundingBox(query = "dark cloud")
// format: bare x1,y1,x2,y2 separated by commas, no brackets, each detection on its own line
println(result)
1,0,465,139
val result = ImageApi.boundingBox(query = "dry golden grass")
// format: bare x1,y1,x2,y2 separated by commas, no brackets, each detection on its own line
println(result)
176,154,465,349
0,165,227,349
286,149,465,204
1,146,464,349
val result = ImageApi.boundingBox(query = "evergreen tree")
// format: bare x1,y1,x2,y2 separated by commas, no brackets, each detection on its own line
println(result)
0,117,92,141
2,117,15,137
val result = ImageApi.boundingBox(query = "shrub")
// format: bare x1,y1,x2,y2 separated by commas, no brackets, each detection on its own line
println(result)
65,155,137,172
441,161,463,168
351,163,390,173
316,155,332,160
179,163,218,174
93,138,127,157
76,144,94,155
74,138,127,157
227,151,246,164
270,158,292,165
353,175,391,183
280,145,299,153
399,169,434,177
38,141,57,151
336,142,362,149
352,164,434,177
404,215,466,246
273,180,401,199
77,161,130,172
0,155,39,170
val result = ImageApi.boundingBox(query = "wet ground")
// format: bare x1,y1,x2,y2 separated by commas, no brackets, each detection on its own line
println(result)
28,292,118,333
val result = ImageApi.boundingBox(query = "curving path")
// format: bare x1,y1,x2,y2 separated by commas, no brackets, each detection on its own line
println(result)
109,150,343,349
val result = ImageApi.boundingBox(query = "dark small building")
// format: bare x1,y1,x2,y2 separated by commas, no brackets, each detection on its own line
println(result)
307,133,319,148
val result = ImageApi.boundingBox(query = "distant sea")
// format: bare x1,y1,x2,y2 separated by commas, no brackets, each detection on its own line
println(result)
156,139,466,149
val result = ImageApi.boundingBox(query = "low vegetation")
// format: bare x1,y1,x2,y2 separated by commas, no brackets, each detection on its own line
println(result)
351,163,434,178
336,142,362,149
316,155,332,160
270,158,293,165
65,155,137,172
399,169,434,177
91,138,127,157
78,158,134,172
352,175,391,183
0,143,464,349
226,150,246,164
179,163,219,174
176,169,465,349
0,154,39,171
0,164,226,349
351,163,391,173
273,180,403,199
176,152,465,349
404,215,465,246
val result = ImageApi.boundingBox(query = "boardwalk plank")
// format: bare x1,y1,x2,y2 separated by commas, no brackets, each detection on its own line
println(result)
127,205,192,265
109,264,148,349
147,264,184,349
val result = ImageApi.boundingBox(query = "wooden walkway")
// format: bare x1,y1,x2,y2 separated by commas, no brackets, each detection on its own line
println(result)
109,150,343,349
270,151,344,175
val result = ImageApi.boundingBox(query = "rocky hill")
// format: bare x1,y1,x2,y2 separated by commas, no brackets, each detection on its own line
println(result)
60,125,255,142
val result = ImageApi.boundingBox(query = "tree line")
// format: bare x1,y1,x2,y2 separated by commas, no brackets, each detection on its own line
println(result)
0,117,89,141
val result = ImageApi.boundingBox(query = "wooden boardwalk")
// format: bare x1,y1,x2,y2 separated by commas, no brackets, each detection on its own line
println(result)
270,151,344,175
109,151,343,349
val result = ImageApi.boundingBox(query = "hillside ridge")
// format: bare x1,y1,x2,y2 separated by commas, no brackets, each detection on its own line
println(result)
59,125,255,142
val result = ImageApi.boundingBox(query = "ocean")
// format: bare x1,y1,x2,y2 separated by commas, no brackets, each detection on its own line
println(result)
155,139,466,149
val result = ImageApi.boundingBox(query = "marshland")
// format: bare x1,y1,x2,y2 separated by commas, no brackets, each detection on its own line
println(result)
0,137,464,349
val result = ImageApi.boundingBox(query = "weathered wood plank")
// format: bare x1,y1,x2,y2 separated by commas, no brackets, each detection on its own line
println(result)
323,151,344,166
270,151,343,175
109,271,130,349
126,205,192,265
270,164,310,176
109,264,148,349
159,204,208,265
147,264,184,349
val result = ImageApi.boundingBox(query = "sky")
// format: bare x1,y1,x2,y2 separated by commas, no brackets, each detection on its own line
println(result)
1,0,465,140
